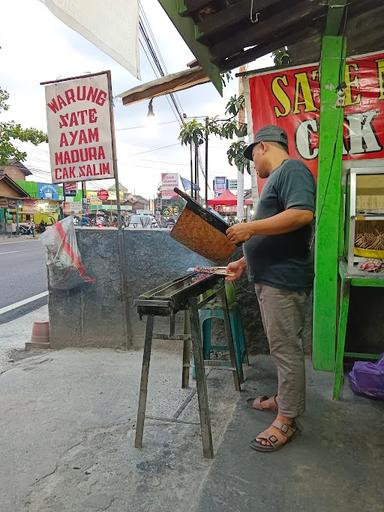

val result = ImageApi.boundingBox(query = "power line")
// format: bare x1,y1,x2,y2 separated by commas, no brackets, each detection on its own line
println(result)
138,4,185,125
117,120,178,131
126,142,180,157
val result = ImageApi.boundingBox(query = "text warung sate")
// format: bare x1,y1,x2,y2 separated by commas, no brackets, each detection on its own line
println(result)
44,71,116,184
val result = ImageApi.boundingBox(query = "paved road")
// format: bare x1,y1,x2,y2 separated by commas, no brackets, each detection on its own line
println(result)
0,239,47,323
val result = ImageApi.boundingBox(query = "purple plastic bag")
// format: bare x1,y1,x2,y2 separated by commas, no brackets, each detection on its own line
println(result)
348,354,384,399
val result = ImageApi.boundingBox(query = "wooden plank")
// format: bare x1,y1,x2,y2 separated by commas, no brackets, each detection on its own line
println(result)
220,26,319,71
312,35,346,372
332,280,350,399
325,0,348,36
183,0,213,16
158,0,223,95
196,0,283,41
120,67,209,106
210,1,325,61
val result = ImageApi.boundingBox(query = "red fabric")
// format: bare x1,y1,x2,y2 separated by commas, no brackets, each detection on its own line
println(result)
208,189,253,206
247,51,384,193
55,222,89,279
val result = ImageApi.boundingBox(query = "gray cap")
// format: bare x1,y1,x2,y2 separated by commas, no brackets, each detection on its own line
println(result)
244,125,289,160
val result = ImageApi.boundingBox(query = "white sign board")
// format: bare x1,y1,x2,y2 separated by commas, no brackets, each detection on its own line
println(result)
161,173,178,199
213,176,227,197
227,179,238,190
45,72,116,184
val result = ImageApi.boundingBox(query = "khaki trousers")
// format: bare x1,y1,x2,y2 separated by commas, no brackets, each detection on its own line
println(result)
255,284,308,418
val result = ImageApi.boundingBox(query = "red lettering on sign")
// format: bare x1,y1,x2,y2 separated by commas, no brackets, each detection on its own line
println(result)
55,145,107,164
47,86,108,114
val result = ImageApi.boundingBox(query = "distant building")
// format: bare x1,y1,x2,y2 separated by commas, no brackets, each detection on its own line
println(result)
0,160,32,181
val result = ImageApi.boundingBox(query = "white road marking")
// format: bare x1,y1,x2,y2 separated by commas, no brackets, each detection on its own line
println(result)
0,291,49,316
0,251,21,255
0,239,40,246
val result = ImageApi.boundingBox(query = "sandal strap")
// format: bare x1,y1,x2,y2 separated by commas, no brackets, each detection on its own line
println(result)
255,395,278,410
271,420,296,438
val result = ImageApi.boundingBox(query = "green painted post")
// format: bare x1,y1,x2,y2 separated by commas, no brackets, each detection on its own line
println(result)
313,35,346,371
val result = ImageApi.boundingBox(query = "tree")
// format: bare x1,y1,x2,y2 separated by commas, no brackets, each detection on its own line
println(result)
0,87,47,165
272,47,291,67
226,141,250,174
178,94,250,204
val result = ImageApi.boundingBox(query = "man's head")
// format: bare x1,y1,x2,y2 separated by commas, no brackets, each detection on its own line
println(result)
244,125,289,178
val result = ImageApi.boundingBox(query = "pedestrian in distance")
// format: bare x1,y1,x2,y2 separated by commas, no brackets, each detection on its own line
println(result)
226,125,316,452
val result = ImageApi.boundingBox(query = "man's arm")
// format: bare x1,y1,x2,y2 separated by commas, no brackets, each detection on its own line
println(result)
226,209,313,244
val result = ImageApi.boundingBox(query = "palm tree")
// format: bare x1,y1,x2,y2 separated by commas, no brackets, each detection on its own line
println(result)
179,120,205,200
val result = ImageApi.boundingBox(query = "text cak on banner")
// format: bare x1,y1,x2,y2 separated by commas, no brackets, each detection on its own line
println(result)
246,51,384,188
44,71,116,184
161,173,179,199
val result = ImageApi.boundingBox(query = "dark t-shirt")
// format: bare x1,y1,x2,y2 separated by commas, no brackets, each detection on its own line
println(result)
243,159,316,290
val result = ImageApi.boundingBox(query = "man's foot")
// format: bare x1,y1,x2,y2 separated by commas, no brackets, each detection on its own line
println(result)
246,395,278,412
250,416,297,452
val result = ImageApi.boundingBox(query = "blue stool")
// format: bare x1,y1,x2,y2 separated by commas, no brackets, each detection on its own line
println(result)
193,281,248,383
199,305,248,382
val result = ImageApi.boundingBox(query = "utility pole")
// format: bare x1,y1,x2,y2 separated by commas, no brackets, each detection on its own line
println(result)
237,65,247,221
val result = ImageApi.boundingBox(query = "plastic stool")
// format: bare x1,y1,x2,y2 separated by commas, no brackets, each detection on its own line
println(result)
199,305,247,372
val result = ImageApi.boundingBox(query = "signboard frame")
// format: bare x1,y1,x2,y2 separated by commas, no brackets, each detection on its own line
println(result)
43,70,117,184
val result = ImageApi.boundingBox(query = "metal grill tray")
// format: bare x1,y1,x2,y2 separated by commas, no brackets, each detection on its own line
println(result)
135,272,222,316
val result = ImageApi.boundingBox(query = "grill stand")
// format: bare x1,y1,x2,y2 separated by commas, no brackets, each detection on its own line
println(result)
134,283,241,458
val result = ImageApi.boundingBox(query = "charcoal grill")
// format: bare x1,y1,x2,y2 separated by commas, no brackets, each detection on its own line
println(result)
134,272,242,458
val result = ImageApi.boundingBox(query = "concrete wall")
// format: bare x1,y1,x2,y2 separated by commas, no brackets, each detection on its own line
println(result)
49,229,217,349
48,229,316,354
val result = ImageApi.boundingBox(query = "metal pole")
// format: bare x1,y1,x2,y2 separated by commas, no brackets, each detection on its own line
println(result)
106,71,123,230
16,200,20,236
194,143,199,201
81,181,86,220
205,117,209,208
107,70,132,350
190,142,194,197
236,68,247,221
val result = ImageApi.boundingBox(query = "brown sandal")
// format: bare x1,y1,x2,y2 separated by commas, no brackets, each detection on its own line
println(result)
249,420,297,452
246,395,278,412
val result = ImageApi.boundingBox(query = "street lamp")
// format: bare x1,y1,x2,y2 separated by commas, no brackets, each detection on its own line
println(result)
146,98,156,126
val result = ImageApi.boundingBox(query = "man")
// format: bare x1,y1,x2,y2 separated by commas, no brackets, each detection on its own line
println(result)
226,125,316,453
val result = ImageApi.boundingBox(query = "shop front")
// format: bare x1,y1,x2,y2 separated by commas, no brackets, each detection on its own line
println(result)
0,173,30,235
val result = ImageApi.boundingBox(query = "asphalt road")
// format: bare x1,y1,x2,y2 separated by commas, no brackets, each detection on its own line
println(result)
0,238,47,323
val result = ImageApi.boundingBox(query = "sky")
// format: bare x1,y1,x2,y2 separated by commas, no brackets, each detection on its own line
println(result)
0,0,273,199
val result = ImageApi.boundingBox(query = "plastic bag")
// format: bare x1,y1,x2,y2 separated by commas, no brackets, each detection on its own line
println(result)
348,354,384,399
40,216,94,290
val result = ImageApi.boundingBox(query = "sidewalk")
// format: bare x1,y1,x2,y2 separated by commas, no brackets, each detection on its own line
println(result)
0,315,383,511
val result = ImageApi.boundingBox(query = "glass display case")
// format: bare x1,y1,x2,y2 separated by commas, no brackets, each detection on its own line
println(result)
344,160,384,275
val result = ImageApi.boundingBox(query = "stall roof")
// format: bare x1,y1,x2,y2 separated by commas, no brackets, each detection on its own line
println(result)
0,159,32,176
0,172,30,199
158,0,384,94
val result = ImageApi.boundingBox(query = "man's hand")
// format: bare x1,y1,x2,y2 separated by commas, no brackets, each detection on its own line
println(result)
226,209,314,243
226,258,247,281
226,223,253,244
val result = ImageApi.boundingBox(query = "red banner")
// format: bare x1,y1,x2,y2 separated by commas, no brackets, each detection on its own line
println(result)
247,51,384,186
